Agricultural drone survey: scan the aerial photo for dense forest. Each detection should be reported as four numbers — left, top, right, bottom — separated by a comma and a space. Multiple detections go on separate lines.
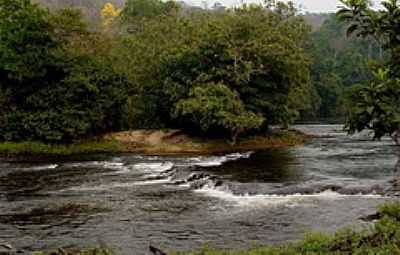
0, 0, 389, 144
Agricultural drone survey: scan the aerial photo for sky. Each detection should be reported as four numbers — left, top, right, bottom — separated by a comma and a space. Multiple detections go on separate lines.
185, 0, 382, 13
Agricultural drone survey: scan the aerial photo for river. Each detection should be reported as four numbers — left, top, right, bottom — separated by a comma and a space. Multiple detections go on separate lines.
0, 125, 398, 254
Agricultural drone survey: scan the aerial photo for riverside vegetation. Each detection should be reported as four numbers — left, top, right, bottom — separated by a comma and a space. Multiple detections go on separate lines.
0, 0, 319, 154
0, 0, 388, 155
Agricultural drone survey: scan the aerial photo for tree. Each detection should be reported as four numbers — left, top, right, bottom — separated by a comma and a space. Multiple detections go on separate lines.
0, 0, 130, 142
337, 0, 400, 144
117, 2, 313, 139
346, 68, 400, 144
173, 83, 264, 142
0, 0, 55, 82
162, 5, 313, 131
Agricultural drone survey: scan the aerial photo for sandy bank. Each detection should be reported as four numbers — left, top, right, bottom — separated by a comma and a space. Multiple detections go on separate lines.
103, 129, 311, 155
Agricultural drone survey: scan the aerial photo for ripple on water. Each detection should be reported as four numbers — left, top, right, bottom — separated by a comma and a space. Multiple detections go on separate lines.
0, 125, 398, 255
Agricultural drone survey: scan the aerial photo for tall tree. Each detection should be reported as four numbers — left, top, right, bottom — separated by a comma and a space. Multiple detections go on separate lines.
337, 0, 400, 144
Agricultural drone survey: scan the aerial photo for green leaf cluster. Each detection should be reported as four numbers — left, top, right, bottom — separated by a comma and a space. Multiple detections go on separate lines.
337, 0, 400, 143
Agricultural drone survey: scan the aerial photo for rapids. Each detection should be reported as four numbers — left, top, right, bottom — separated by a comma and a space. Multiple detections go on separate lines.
0, 125, 398, 254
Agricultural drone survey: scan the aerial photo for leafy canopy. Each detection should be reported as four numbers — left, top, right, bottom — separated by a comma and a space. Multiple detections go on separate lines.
120, 2, 313, 139
0, 0, 130, 143
337, 0, 400, 144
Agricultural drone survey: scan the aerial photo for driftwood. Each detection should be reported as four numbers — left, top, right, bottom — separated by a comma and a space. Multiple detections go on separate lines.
149, 246, 167, 255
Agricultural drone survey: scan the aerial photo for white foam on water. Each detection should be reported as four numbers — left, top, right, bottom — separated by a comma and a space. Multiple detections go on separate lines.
130, 155, 161, 161
195, 187, 383, 207
188, 151, 253, 167
130, 162, 174, 172
66, 161, 126, 170
68, 161, 108, 167
103, 162, 124, 168
29, 164, 59, 171
227, 152, 253, 159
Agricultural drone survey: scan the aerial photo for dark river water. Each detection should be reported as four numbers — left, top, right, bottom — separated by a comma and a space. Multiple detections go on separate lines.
0, 125, 399, 254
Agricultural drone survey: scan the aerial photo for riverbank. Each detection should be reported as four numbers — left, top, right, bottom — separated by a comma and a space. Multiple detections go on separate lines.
103, 129, 311, 155
0, 129, 311, 156
30, 202, 400, 255
181, 202, 400, 255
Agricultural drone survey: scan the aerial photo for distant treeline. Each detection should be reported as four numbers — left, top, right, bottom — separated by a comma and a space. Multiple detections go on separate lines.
0, 0, 380, 143
306, 13, 382, 120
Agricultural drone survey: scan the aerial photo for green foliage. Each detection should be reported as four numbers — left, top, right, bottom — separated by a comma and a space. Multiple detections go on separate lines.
306, 13, 381, 120
0, 0, 56, 81
174, 83, 264, 141
120, 3, 313, 139
379, 202, 400, 221
346, 68, 400, 141
4, 0, 384, 144
337, 0, 400, 142
0, 0, 130, 143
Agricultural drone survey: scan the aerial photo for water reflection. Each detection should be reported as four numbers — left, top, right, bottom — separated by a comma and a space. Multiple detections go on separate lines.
204, 150, 303, 183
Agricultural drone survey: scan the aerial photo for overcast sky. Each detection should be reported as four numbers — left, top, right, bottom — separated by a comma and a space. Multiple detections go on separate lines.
185, 0, 382, 13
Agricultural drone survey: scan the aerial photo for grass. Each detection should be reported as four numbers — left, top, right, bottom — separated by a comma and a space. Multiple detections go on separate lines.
0, 140, 121, 156
34, 202, 400, 255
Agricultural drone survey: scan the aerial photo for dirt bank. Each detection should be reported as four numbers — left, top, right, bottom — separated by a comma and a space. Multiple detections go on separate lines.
103, 129, 311, 155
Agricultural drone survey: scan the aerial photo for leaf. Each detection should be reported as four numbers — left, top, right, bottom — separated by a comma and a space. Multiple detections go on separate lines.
346, 23, 359, 37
